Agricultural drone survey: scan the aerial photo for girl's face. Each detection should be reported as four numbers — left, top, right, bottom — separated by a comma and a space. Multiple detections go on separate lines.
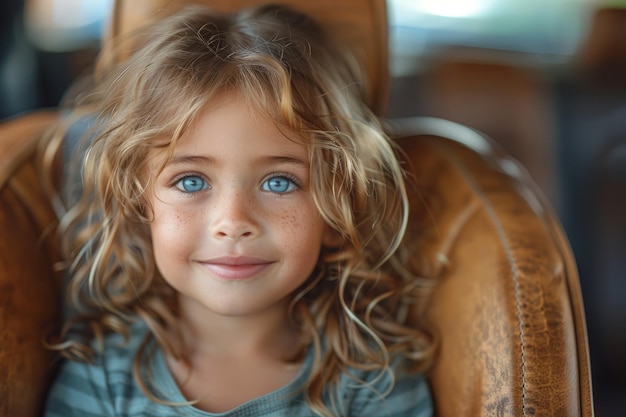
149, 93, 328, 320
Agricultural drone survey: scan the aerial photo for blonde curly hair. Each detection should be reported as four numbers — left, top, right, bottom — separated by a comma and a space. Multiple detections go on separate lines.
45, 4, 435, 416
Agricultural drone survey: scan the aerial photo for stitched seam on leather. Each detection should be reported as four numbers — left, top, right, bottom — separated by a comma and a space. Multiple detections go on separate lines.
437, 142, 529, 415
433, 201, 480, 276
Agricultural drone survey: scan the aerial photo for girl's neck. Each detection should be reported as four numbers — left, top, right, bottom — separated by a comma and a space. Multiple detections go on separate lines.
163, 297, 306, 413
172, 296, 302, 361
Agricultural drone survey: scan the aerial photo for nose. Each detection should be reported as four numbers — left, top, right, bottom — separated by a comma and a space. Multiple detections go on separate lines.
210, 189, 260, 240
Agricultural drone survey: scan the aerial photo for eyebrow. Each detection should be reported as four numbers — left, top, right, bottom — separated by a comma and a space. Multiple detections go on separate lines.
257, 155, 309, 168
167, 155, 216, 166
166, 154, 308, 168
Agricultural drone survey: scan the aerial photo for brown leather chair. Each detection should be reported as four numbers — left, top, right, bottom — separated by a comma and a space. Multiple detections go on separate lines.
0, 0, 594, 416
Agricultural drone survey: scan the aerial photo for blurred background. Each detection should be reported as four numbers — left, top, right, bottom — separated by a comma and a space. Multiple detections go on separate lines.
1, 0, 624, 414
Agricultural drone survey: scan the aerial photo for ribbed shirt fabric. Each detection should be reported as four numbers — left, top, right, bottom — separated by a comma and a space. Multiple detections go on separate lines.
45, 322, 432, 416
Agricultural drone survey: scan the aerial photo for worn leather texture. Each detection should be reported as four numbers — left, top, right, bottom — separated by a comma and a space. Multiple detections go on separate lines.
393, 118, 594, 416
0, 111, 62, 417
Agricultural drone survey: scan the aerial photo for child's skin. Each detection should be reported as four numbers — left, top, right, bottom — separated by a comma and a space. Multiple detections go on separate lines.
149, 92, 332, 412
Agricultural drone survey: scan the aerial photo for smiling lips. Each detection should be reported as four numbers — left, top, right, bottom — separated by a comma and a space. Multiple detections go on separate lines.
200, 256, 273, 280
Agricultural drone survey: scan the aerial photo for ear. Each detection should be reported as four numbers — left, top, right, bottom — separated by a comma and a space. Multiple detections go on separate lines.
322, 225, 343, 248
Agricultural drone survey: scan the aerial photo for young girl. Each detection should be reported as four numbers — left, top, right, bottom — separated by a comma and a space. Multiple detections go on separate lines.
44, 4, 435, 416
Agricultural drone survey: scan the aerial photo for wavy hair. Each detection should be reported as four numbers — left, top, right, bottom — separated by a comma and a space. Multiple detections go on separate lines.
45, 4, 435, 416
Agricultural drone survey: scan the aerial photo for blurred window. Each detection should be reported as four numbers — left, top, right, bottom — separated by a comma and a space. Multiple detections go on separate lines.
24, 0, 596, 74
389, 0, 595, 75
25, 0, 113, 52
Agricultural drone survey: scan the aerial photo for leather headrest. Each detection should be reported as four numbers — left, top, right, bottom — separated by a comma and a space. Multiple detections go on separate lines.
103, 0, 389, 114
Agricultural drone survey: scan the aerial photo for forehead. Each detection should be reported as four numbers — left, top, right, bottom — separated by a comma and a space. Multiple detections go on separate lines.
194, 93, 304, 143
151, 92, 311, 169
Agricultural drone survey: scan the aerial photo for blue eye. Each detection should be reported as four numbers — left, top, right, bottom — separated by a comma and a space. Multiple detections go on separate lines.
262, 176, 297, 194
175, 175, 209, 193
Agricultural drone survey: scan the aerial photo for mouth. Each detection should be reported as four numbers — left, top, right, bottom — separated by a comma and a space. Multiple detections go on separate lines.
198, 256, 273, 280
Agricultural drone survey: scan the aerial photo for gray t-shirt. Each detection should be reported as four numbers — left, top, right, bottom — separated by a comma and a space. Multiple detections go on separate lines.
45, 322, 432, 416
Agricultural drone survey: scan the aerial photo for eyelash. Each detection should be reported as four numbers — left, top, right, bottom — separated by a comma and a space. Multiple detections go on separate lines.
169, 172, 302, 196
261, 173, 302, 195
171, 173, 210, 196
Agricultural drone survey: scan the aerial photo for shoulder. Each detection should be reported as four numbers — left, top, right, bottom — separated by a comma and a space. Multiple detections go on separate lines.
342, 356, 433, 417
45, 321, 152, 417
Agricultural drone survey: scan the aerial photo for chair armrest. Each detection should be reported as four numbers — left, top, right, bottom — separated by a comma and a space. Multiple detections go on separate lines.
394, 117, 594, 416
0, 111, 63, 417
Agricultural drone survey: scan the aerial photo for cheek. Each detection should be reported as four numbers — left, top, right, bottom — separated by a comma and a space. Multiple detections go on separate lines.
150, 206, 199, 266
274, 206, 325, 269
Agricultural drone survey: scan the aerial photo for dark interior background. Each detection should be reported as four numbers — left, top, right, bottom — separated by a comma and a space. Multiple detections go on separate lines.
2, 0, 624, 415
